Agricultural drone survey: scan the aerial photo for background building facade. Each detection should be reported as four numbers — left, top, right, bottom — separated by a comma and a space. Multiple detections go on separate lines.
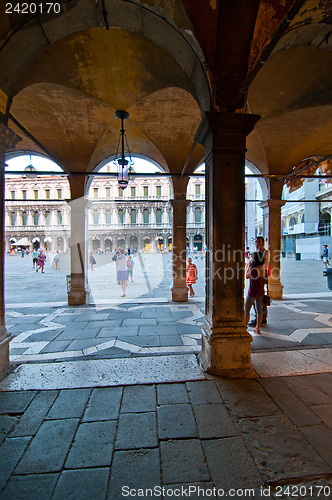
5, 172, 206, 254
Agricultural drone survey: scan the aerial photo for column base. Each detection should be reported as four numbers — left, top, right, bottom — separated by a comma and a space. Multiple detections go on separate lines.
269, 282, 284, 300
171, 285, 188, 302
0, 330, 13, 373
198, 324, 257, 379
67, 288, 90, 306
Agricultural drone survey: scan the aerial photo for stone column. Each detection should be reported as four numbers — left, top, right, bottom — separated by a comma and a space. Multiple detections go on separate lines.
196, 111, 260, 378
67, 175, 90, 305
170, 197, 189, 302
260, 198, 286, 299
0, 124, 21, 371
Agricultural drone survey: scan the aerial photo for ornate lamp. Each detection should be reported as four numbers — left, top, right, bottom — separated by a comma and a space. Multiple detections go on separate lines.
113, 110, 134, 189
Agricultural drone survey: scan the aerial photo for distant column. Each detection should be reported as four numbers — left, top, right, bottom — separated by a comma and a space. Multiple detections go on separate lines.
67, 175, 90, 305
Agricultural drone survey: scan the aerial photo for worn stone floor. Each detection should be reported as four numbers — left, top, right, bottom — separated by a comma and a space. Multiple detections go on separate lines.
1, 253, 332, 499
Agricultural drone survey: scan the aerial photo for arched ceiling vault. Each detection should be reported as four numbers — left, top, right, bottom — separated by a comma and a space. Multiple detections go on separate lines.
1, 0, 331, 184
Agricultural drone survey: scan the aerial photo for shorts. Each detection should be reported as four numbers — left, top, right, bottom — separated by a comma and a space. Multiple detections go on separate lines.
128, 269, 133, 277
117, 270, 128, 281
245, 295, 263, 316
33, 258, 38, 263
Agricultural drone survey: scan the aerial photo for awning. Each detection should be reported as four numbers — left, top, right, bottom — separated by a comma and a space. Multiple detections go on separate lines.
11, 237, 30, 246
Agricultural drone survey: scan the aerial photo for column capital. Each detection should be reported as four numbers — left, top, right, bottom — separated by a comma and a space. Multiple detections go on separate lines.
170, 198, 190, 210
195, 112, 260, 148
259, 198, 286, 212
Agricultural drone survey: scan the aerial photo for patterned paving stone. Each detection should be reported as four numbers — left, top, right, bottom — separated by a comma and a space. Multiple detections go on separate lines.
15, 419, 79, 474
108, 449, 160, 499
115, 412, 157, 450
0, 436, 30, 490
160, 439, 210, 484
309, 404, 332, 430
53, 468, 109, 500
300, 424, 332, 468
83, 387, 122, 421
121, 385, 156, 413
158, 403, 197, 439
46, 389, 91, 419
0, 473, 59, 500
203, 437, 262, 489
157, 383, 189, 405
240, 415, 330, 482
186, 380, 223, 405
10, 390, 58, 437
215, 379, 280, 417
192, 404, 239, 439
65, 421, 116, 468
280, 375, 332, 406
259, 378, 321, 426
0, 391, 36, 415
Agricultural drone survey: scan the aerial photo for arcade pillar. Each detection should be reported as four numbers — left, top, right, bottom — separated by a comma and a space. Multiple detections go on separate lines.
196, 112, 259, 378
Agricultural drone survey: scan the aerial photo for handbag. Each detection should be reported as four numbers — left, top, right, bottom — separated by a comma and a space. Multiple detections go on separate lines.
263, 283, 271, 306
263, 294, 271, 306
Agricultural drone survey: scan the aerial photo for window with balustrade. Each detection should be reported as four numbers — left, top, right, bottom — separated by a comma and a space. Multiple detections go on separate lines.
33, 212, 39, 225
118, 209, 124, 224
195, 184, 201, 198
143, 209, 149, 224
45, 212, 51, 225
93, 211, 99, 225
10, 191, 15, 200
156, 185, 161, 197
131, 186, 136, 197
57, 211, 63, 225
34, 190, 38, 200
45, 189, 50, 199
143, 186, 149, 197
106, 210, 111, 224
131, 210, 137, 224
156, 209, 162, 224
10, 213, 16, 226
22, 190, 27, 200
195, 207, 202, 223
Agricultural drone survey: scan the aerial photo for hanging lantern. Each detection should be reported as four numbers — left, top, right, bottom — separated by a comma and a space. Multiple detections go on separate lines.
113, 110, 134, 189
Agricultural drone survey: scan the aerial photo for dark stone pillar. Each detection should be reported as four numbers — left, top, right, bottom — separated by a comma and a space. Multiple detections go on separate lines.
67, 175, 90, 305
170, 198, 190, 302
0, 124, 21, 371
196, 112, 260, 378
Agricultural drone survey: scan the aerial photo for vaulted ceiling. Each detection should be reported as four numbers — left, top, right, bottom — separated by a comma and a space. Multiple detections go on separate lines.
0, 0, 331, 185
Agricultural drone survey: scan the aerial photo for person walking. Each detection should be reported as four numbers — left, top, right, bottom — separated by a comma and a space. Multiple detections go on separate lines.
127, 254, 135, 282
116, 248, 128, 297
89, 251, 96, 271
321, 245, 331, 268
53, 250, 60, 270
245, 252, 267, 335
36, 250, 46, 273
32, 248, 39, 269
245, 247, 251, 265
186, 257, 198, 297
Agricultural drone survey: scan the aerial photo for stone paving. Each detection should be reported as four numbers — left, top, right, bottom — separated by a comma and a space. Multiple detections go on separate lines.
1, 253, 332, 498
1, 377, 332, 499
